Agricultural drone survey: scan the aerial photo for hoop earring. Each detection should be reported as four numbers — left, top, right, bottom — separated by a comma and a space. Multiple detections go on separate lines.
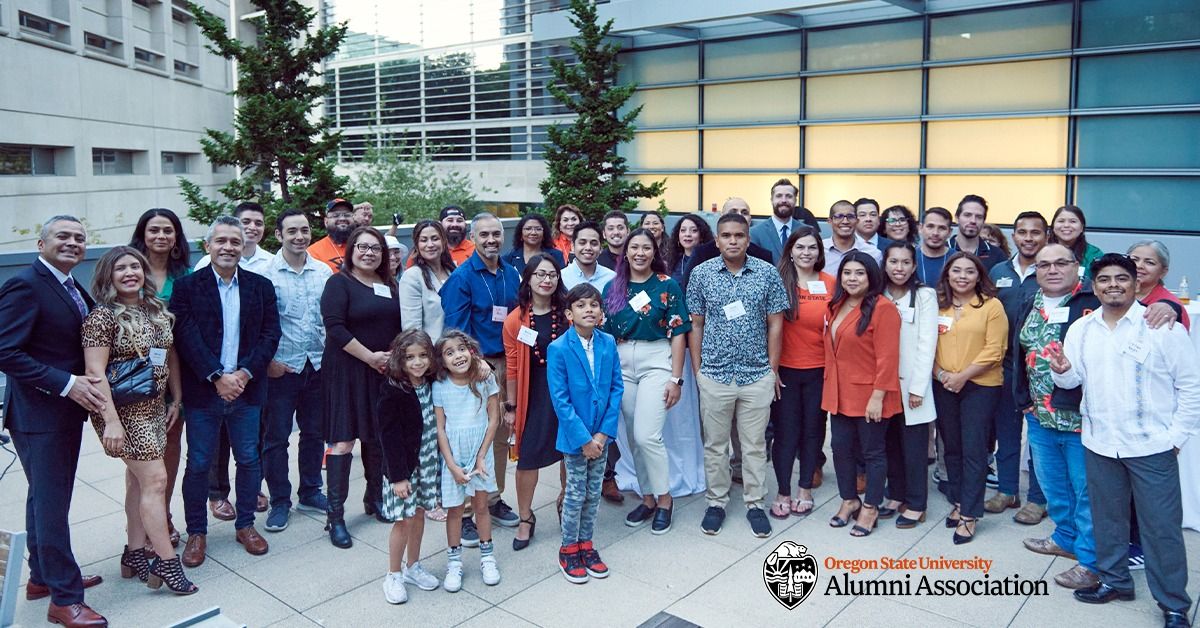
171, 245, 181, 260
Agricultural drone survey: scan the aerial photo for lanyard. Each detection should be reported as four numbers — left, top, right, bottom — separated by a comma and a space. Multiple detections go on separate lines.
477, 265, 506, 308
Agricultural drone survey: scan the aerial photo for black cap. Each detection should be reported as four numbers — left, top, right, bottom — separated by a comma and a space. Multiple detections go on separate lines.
439, 206, 465, 220
326, 198, 353, 212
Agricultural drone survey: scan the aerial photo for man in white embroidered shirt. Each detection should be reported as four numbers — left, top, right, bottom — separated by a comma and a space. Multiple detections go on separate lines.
1048, 253, 1200, 627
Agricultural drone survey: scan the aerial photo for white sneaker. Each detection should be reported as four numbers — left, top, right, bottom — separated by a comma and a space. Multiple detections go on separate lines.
443, 559, 464, 593
382, 572, 408, 604
480, 555, 501, 586
403, 561, 440, 591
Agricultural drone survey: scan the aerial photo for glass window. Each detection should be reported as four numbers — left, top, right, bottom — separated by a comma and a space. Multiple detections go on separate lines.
477, 127, 527, 161
804, 175, 919, 218
0, 144, 57, 175
1075, 176, 1200, 232
807, 20, 923, 71
624, 87, 698, 127
704, 128, 799, 170
161, 152, 191, 174
531, 43, 574, 116
622, 131, 698, 170
930, 2, 1072, 61
476, 43, 528, 119
379, 57, 421, 125
424, 51, 472, 122
629, 175, 698, 212
426, 129, 471, 161
619, 45, 698, 85
805, 70, 921, 120
1077, 50, 1200, 108
702, 174, 797, 216
926, 175, 1066, 224
336, 64, 377, 128
703, 33, 801, 80
928, 59, 1069, 114
92, 148, 135, 175
1080, 0, 1200, 47
805, 123, 920, 169
927, 118, 1068, 169
1076, 114, 1200, 169
704, 80, 800, 125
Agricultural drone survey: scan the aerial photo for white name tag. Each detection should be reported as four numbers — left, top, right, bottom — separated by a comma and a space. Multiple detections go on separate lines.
628, 290, 651, 312
937, 315, 954, 334
806, 281, 827, 295
898, 307, 915, 323
1078, 266, 1086, 277
1047, 307, 1070, 324
1124, 340, 1150, 364
995, 277, 1014, 288
372, 283, 390, 299
517, 326, 538, 347
149, 347, 168, 367
492, 306, 509, 323
723, 300, 747, 320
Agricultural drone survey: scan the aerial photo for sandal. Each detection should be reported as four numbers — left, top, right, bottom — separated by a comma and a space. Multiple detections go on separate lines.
770, 496, 791, 520
945, 504, 961, 529
850, 504, 878, 538
791, 497, 815, 517
829, 500, 861, 528
953, 516, 977, 545
425, 507, 448, 522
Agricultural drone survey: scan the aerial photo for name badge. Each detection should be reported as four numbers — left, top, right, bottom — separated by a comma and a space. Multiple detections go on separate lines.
372, 283, 390, 299
806, 281, 827, 295
149, 347, 168, 367
1047, 307, 1070, 324
492, 306, 509, 323
937, 315, 954, 334
1077, 266, 1086, 277
517, 326, 538, 347
628, 290, 651, 312
898, 307, 915, 323
723, 300, 747, 320
995, 277, 1013, 289
1124, 340, 1150, 364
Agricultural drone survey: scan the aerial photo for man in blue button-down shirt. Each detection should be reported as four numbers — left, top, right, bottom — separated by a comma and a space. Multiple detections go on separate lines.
440, 212, 520, 529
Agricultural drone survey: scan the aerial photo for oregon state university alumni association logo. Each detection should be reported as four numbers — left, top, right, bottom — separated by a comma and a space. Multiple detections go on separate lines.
763, 541, 818, 609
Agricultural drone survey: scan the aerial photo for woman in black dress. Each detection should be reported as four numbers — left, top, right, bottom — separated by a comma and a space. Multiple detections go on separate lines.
322, 226, 402, 548
501, 253, 568, 551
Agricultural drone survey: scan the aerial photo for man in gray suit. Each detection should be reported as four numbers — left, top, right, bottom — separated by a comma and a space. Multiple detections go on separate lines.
749, 178, 820, 261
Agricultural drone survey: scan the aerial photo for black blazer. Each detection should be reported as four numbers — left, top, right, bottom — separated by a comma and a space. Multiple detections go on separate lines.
1010, 286, 1099, 414
170, 268, 281, 409
376, 381, 423, 484
0, 261, 95, 433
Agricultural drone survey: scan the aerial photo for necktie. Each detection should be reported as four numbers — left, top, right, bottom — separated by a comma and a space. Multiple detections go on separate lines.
64, 277, 88, 319
780, 224, 789, 244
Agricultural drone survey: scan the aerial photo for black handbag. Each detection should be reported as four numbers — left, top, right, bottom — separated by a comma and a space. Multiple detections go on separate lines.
107, 355, 157, 407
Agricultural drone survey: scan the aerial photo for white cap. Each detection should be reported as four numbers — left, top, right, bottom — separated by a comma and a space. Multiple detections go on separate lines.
384, 235, 402, 250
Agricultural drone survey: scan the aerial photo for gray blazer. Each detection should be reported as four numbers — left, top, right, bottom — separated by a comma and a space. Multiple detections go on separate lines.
749, 211, 821, 262
399, 264, 446, 340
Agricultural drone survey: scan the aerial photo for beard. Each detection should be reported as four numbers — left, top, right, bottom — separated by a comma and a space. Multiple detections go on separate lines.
329, 224, 354, 245
446, 229, 465, 247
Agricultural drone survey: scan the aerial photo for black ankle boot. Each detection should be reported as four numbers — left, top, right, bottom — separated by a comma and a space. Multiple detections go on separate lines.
325, 453, 353, 549
120, 545, 150, 582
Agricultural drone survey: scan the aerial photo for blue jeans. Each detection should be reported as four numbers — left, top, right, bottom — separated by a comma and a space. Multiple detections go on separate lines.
993, 377, 1045, 503
183, 399, 263, 533
263, 363, 325, 508
1026, 415, 1095, 570
561, 452, 605, 547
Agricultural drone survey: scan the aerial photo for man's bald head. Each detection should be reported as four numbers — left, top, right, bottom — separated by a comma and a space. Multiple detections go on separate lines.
722, 197, 751, 217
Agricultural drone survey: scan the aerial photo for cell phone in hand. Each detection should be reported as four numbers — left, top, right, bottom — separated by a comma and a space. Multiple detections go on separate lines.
392, 213, 402, 226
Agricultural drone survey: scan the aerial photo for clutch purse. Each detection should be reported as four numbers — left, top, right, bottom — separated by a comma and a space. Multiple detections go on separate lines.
107, 356, 157, 407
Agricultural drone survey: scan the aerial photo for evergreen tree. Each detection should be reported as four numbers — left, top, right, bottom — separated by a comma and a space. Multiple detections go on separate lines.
539, 0, 665, 221
179, 0, 349, 247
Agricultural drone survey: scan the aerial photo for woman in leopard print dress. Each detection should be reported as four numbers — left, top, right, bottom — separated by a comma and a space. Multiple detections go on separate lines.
82, 246, 196, 594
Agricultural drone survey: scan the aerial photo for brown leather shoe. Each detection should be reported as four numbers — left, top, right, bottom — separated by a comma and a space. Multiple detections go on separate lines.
1024, 536, 1077, 559
46, 602, 107, 627
256, 492, 269, 513
182, 534, 207, 567
236, 526, 269, 555
1054, 564, 1100, 590
1013, 501, 1048, 525
601, 478, 624, 504
811, 467, 823, 489
209, 498, 236, 521
855, 473, 866, 494
26, 574, 103, 601
984, 492, 1020, 513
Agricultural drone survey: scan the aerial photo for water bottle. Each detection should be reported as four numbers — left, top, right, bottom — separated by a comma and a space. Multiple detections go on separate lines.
1180, 276, 1190, 305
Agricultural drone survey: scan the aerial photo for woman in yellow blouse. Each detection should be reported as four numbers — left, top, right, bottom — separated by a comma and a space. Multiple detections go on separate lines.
932, 252, 1007, 545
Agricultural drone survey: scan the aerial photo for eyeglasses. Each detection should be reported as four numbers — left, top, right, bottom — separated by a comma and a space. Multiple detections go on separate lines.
522, 226, 544, 233
328, 211, 352, 219
884, 216, 907, 224
354, 243, 383, 254
531, 271, 559, 281
1034, 259, 1077, 271
831, 213, 856, 222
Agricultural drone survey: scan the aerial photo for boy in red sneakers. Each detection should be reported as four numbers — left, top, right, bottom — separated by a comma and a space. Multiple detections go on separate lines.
546, 284, 624, 583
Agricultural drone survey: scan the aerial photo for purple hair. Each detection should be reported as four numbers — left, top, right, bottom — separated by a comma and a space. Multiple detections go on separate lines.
604, 228, 667, 315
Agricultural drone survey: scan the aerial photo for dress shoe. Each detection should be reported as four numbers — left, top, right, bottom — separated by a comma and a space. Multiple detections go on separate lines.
1073, 583, 1135, 604
27, 575, 103, 600
984, 492, 1019, 513
601, 478, 624, 504
256, 492, 269, 513
1164, 610, 1191, 628
182, 534, 207, 568
1054, 564, 1100, 590
1023, 537, 1077, 560
1013, 501, 1047, 525
236, 526, 269, 555
811, 467, 823, 489
209, 498, 236, 521
47, 602, 107, 627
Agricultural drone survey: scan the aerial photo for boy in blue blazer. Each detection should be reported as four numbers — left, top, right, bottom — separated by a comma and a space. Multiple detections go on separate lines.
547, 283, 623, 584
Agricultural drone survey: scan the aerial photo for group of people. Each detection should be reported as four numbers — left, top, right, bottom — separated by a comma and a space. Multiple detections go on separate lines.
1, 179, 1196, 628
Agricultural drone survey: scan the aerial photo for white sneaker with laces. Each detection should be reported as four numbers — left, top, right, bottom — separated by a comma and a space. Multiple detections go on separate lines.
382, 572, 408, 604
480, 555, 501, 586
403, 561, 440, 591
443, 559, 464, 592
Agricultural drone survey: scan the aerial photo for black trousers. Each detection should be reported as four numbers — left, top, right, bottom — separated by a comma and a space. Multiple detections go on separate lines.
11, 424, 85, 605
830, 414, 889, 507
769, 366, 824, 494
885, 416, 931, 511
932, 381, 998, 518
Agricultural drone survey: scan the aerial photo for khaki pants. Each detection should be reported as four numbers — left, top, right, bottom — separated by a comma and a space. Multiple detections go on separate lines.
697, 371, 775, 509
617, 340, 673, 497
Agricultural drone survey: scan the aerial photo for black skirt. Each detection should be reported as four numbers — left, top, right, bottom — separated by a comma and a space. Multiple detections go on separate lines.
517, 361, 562, 470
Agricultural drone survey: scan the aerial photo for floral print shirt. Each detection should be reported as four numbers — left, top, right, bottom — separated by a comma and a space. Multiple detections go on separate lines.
603, 273, 691, 341
1019, 287, 1083, 432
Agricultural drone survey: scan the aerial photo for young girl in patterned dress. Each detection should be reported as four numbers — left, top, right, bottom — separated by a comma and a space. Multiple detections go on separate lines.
376, 330, 442, 604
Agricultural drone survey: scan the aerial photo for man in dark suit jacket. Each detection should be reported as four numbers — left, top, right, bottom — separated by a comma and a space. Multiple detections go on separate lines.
170, 216, 281, 567
0, 216, 108, 627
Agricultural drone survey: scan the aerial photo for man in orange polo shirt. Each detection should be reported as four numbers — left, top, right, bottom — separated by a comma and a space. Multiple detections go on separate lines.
308, 198, 356, 272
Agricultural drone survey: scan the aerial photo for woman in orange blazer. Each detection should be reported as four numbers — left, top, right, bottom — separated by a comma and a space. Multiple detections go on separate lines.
822, 251, 902, 538
502, 253, 569, 552
552, 204, 582, 262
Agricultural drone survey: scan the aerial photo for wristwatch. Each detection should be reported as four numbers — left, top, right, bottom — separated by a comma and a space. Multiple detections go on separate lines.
669, 376, 684, 386
207, 370, 223, 383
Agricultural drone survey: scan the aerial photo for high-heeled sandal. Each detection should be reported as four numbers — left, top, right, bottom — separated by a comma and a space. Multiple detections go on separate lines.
945, 505, 961, 529
512, 513, 537, 551
953, 516, 977, 545
850, 504, 878, 537
120, 545, 150, 582
147, 556, 199, 595
829, 500, 862, 528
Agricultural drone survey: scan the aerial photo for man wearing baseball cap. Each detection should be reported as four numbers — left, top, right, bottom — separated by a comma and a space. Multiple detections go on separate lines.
308, 198, 356, 272
440, 205, 476, 266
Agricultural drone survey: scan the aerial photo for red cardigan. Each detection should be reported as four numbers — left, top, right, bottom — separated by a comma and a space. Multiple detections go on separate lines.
821, 295, 903, 418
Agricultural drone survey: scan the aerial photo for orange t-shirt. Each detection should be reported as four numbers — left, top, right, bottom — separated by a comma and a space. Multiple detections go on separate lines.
308, 236, 345, 273
780, 272, 836, 370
